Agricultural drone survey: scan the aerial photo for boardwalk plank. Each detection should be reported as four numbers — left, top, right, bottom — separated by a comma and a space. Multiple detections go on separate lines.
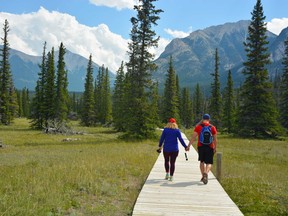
132, 133, 243, 216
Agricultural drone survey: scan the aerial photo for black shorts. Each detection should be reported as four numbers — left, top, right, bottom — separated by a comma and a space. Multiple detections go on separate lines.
198, 145, 214, 164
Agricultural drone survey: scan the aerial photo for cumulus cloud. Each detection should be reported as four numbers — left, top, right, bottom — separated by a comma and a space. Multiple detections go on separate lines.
89, 0, 137, 10
164, 27, 192, 38
0, 7, 129, 72
267, 18, 288, 35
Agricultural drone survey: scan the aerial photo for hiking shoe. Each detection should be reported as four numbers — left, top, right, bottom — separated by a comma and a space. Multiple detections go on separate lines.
203, 173, 208, 184
169, 176, 173, 181
165, 173, 170, 180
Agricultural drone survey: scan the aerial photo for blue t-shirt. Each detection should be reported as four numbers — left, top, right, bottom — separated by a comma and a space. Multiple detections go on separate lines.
159, 128, 187, 152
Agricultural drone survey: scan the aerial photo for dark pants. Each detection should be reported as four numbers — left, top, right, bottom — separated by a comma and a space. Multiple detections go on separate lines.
163, 151, 179, 176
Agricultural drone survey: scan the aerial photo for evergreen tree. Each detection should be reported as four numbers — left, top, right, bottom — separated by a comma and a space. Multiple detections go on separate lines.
0, 19, 17, 125
238, 0, 280, 137
192, 83, 205, 124
222, 70, 236, 133
43, 48, 56, 125
180, 87, 193, 128
94, 66, 102, 123
55, 42, 69, 122
102, 67, 112, 124
150, 81, 161, 127
272, 70, 282, 111
279, 37, 288, 130
30, 42, 47, 129
162, 56, 180, 123
81, 54, 95, 126
112, 61, 126, 131
94, 65, 104, 124
124, 0, 162, 139
16, 90, 23, 117
209, 48, 222, 127
22, 88, 30, 117
176, 75, 181, 124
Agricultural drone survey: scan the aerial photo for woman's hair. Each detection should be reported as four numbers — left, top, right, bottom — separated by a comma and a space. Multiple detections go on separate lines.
165, 122, 178, 129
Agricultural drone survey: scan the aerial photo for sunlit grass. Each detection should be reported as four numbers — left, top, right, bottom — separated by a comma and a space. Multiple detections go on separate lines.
1, 121, 287, 215
215, 135, 288, 215
0, 118, 158, 215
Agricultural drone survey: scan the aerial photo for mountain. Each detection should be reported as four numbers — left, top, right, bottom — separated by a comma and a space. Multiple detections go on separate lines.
7, 48, 116, 92
153, 20, 288, 92
4, 20, 288, 92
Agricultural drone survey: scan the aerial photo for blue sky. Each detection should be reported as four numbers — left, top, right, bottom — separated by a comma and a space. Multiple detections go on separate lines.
0, 0, 288, 71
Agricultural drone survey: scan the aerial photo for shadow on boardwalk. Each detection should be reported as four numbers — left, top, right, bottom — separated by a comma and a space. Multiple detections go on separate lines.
132, 134, 243, 216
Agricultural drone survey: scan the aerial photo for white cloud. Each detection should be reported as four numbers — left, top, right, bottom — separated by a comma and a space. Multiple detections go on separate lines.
267, 18, 288, 35
0, 7, 129, 72
89, 0, 138, 10
164, 27, 192, 38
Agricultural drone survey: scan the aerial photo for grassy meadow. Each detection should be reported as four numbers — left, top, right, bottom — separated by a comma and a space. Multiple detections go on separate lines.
0, 118, 158, 215
0, 119, 287, 215
215, 135, 288, 215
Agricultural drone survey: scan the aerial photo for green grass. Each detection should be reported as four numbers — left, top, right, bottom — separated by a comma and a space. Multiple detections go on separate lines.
1, 120, 287, 215
0, 118, 158, 215
214, 135, 288, 216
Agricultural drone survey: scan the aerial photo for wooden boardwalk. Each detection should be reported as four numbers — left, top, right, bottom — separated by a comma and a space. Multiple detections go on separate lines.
132, 133, 243, 216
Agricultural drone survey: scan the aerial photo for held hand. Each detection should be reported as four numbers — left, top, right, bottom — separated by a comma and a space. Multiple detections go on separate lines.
185, 146, 190, 151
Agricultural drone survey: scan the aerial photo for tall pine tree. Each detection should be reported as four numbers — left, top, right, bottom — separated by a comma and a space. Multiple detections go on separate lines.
162, 56, 180, 123
112, 61, 126, 131
0, 19, 17, 125
102, 67, 112, 124
81, 54, 95, 126
222, 70, 235, 133
238, 0, 280, 138
124, 0, 162, 139
44, 48, 56, 126
209, 48, 222, 127
180, 87, 193, 128
30, 42, 47, 129
279, 37, 288, 131
55, 42, 69, 122
193, 83, 205, 124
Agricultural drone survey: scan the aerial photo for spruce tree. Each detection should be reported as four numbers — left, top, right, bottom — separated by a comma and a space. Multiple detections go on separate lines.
280, 37, 288, 130
209, 48, 222, 127
162, 56, 180, 123
272, 70, 282, 111
124, 0, 162, 139
0, 19, 17, 125
102, 67, 112, 124
112, 62, 126, 131
22, 88, 30, 117
81, 54, 95, 126
180, 87, 193, 128
44, 48, 56, 125
222, 70, 235, 133
150, 81, 161, 127
55, 42, 69, 122
16, 90, 23, 117
193, 83, 204, 124
238, 0, 280, 138
30, 42, 47, 129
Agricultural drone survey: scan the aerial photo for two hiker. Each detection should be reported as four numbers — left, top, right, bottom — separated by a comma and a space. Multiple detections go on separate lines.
158, 114, 217, 184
